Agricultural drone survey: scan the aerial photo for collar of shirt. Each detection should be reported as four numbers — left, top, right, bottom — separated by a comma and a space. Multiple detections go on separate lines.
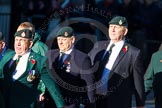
106, 40, 125, 51
59, 46, 73, 55
13, 50, 31, 60
105, 40, 125, 70
12, 51, 31, 80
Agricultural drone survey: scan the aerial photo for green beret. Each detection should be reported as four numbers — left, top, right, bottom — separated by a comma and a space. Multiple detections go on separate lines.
109, 16, 128, 28
0, 32, 4, 41
14, 29, 32, 39
56, 26, 74, 37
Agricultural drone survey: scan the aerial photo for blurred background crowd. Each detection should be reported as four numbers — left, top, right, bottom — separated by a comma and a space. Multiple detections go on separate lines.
0, 0, 162, 70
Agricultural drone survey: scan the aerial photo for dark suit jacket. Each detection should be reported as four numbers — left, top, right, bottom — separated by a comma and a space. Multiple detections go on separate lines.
88, 41, 145, 108
0, 50, 65, 108
46, 48, 95, 107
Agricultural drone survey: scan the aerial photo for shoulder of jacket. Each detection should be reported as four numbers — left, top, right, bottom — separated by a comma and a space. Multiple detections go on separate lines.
152, 50, 162, 57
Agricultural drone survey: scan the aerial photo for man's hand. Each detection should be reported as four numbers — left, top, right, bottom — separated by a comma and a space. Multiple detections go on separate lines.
39, 93, 45, 102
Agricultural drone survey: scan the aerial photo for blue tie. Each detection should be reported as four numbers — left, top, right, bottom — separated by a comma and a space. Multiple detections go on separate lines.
58, 52, 66, 67
96, 44, 115, 95
0, 54, 2, 61
96, 68, 110, 95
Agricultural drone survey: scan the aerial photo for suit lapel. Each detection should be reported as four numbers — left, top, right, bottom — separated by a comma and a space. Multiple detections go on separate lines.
99, 41, 109, 61
111, 43, 128, 71
52, 50, 59, 65
94, 42, 109, 80
26, 53, 36, 72
18, 52, 36, 80
103, 41, 109, 50
64, 50, 73, 63
54, 52, 60, 67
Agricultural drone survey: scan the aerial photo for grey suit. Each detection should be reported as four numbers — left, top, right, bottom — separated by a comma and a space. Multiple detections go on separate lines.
46, 48, 95, 108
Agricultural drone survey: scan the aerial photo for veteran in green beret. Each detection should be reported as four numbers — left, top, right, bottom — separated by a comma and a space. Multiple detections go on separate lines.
16, 22, 48, 56
46, 26, 95, 108
16, 22, 49, 108
89, 16, 145, 108
0, 29, 65, 108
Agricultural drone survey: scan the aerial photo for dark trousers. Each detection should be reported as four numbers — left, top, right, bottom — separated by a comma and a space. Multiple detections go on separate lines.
95, 94, 108, 108
0, 91, 5, 108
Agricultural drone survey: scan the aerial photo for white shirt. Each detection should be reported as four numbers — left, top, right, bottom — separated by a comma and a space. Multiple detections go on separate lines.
105, 40, 125, 70
12, 51, 31, 80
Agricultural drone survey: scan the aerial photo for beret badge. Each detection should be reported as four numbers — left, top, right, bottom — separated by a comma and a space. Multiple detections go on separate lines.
21, 32, 26, 37
14, 29, 32, 39
119, 20, 123, 25
64, 32, 68, 37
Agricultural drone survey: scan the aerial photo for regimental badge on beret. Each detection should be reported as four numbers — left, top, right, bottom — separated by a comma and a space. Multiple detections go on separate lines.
21, 32, 26, 37
108, 16, 128, 28
14, 29, 32, 39
119, 20, 123, 25
56, 26, 74, 37
64, 32, 68, 37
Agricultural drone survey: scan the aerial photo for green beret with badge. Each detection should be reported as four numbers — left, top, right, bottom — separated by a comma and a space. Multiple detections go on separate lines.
14, 29, 33, 39
56, 26, 74, 37
109, 16, 128, 28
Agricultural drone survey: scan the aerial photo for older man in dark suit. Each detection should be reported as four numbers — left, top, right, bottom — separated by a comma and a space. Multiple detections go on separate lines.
88, 16, 145, 108
46, 26, 95, 108
0, 29, 65, 108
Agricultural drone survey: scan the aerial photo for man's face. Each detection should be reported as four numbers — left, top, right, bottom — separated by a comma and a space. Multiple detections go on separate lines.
14, 37, 33, 55
108, 24, 128, 43
0, 41, 5, 53
57, 36, 75, 52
